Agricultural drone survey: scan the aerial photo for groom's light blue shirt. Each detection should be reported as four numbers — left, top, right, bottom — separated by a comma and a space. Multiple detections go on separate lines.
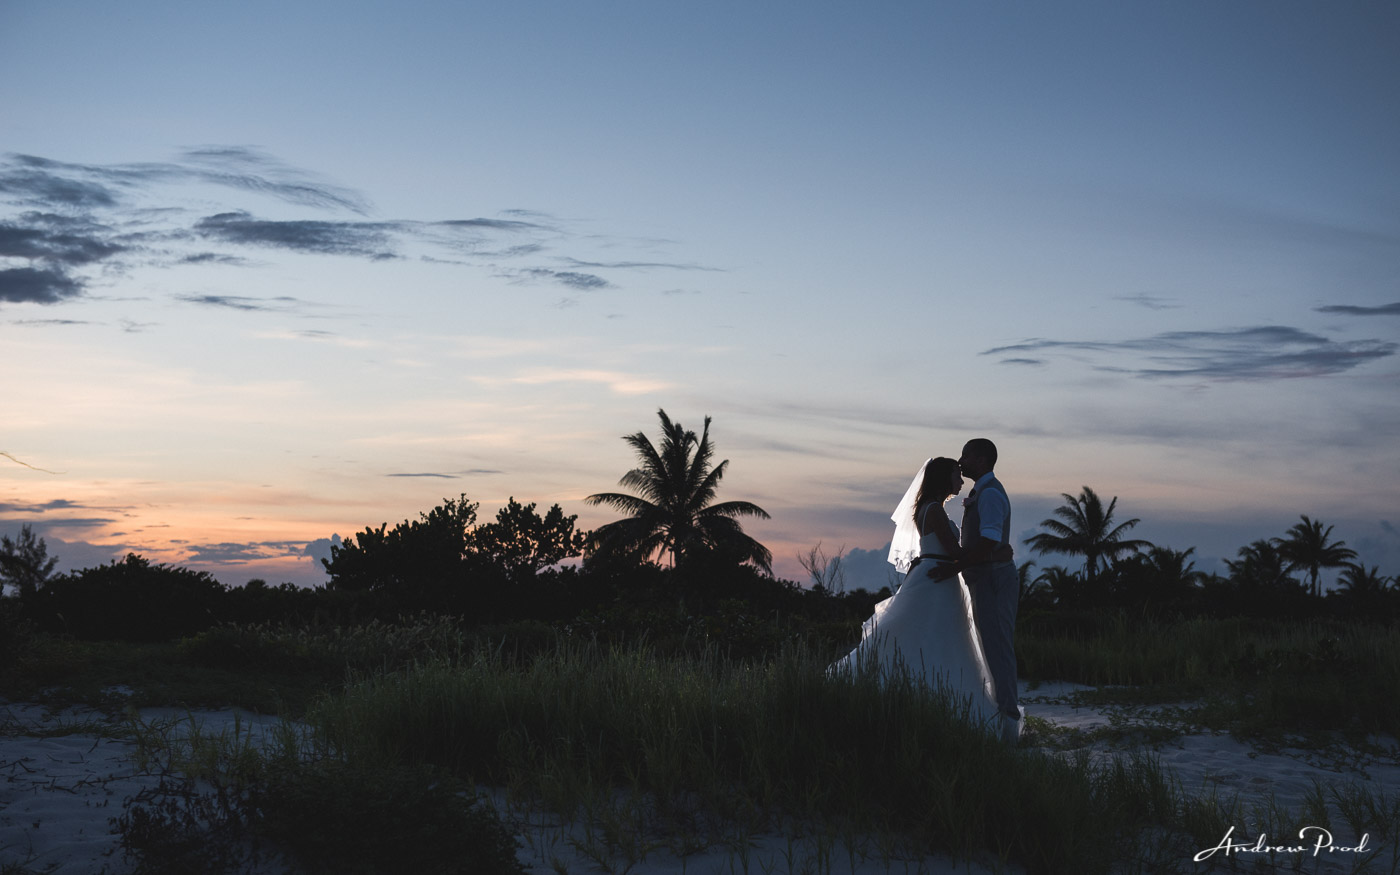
971, 471, 1009, 543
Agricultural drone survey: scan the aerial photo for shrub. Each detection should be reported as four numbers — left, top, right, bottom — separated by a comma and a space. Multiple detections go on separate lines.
31, 554, 227, 642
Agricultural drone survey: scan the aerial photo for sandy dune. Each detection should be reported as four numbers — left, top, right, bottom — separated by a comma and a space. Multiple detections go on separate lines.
3, 683, 1396, 873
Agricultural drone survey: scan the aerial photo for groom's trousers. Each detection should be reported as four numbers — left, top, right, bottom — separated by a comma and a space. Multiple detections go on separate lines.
967, 560, 1020, 719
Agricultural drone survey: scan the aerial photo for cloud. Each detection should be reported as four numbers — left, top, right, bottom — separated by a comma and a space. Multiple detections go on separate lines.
0, 220, 125, 265
559, 257, 722, 272
11, 318, 92, 326
0, 499, 83, 513
0, 166, 119, 209
6, 516, 118, 529
518, 268, 611, 290
983, 325, 1397, 381
0, 267, 85, 304
183, 537, 327, 565
178, 252, 249, 266
194, 211, 398, 259
303, 535, 341, 569
1115, 294, 1180, 310
175, 293, 302, 312
4, 149, 370, 214
436, 218, 546, 232
1, 149, 697, 313
183, 542, 275, 563
387, 472, 459, 478
1316, 301, 1400, 317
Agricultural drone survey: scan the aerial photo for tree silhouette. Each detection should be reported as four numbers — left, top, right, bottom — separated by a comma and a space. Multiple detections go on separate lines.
1335, 563, 1393, 596
470, 497, 588, 582
1275, 515, 1356, 598
1116, 545, 1207, 599
1225, 539, 1304, 595
585, 409, 772, 573
0, 524, 58, 600
1026, 565, 1085, 607
1025, 486, 1152, 584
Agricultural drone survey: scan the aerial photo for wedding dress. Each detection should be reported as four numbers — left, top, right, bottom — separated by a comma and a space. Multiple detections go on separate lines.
831, 504, 1001, 729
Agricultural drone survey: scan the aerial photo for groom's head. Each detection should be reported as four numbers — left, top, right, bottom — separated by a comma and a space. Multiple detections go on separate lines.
959, 439, 997, 481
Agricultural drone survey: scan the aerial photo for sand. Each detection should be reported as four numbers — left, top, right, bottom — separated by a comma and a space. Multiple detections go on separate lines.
3, 683, 1396, 874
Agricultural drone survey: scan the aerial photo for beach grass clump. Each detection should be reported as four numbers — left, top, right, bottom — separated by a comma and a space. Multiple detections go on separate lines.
305, 637, 1213, 874
119, 710, 525, 875
1019, 614, 1400, 740
177, 612, 474, 676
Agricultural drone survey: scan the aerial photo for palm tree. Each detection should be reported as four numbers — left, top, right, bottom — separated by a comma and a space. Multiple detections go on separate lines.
1335, 563, 1393, 596
585, 409, 772, 573
1115, 545, 1206, 601
1274, 515, 1357, 598
1028, 565, 1085, 607
1025, 486, 1152, 584
1225, 539, 1303, 594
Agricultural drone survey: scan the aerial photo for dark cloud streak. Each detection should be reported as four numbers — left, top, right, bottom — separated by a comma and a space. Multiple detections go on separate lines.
519, 268, 610, 290
985, 326, 1396, 381
0, 267, 84, 304
559, 257, 721, 272
1, 149, 694, 314
1316, 302, 1400, 317
175, 293, 303, 312
194, 211, 398, 259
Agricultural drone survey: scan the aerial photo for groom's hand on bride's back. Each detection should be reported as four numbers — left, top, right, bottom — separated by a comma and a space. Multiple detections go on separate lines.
928, 565, 957, 581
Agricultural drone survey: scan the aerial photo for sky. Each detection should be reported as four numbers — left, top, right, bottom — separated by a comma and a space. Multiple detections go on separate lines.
2, 0, 1398, 593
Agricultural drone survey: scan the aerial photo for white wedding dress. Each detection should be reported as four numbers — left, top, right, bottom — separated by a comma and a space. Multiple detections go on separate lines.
831, 505, 1000, 729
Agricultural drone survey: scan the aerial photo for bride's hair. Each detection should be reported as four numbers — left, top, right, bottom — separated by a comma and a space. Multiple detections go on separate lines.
914, 457, 960, 521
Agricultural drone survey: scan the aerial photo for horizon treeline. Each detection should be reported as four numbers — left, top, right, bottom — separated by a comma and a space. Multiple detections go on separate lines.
1, 489, 1396, 648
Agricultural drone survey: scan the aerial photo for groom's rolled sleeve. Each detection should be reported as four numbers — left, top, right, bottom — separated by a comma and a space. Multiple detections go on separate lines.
978, 489, 1009, 543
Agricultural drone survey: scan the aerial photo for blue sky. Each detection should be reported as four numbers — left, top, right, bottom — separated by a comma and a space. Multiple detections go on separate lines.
3, 0, 1397, 590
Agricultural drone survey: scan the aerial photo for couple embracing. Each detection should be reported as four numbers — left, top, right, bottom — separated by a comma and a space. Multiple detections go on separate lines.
835, 439, 1024, 745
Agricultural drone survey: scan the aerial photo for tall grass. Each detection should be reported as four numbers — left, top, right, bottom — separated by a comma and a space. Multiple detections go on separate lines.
1019, 614, 1400, 739
305, 637, 1221, 874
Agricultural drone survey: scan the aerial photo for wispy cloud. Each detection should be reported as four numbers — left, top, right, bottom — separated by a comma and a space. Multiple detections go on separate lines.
559, 257, 722, 272
1316, 301, 1400, 317
194, 211, 399, 259
1115, 294, 1180, 310
176, 293, 305, 312
517, 268, 611, 290
387, 472, 458, 479
178, 252, 250, 266
11, 317, 93, 326
3, 149, 369, 213
1, 148, 679, 313
983, 326, 1397, 381
0, 498, 83, 513
182, 539, 313, 564
1, 217, 125, 265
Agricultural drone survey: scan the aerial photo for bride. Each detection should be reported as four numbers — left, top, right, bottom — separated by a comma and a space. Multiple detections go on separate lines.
831, 457, 1000, 729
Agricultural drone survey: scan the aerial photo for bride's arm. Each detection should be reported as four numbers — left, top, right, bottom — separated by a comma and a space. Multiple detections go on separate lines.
924, 503, 964, 558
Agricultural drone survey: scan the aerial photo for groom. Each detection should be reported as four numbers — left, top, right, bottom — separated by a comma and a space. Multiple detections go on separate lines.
933, 438, 1022, 744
